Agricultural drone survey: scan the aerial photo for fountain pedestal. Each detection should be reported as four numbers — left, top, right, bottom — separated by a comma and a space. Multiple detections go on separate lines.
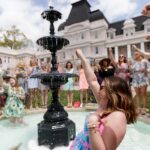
38, 119, 75, 149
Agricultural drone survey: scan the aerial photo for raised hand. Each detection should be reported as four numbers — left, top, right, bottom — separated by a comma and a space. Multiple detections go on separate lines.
132, 45, 137, 51
142, 4, 150, 16
108, 47, 112, 53
146, 35, 150, 40
76, 49, 84, 59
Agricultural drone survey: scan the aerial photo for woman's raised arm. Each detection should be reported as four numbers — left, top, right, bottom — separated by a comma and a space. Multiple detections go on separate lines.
76, 49, 100, 102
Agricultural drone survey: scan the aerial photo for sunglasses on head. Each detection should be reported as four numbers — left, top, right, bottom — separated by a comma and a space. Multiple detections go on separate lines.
119, 55, 124, 58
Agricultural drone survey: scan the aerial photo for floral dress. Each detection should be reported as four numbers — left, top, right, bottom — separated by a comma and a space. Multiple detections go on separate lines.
3, 86, 25, 118
131, 60, 149, 87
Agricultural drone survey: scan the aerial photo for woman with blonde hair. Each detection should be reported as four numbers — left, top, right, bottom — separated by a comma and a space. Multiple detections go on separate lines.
130, 46, 150, 114
70, 49, 137, 150
27, 57, 39, 109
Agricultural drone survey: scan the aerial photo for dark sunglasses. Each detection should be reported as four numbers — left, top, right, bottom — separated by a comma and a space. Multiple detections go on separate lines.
119, 55, 124, 58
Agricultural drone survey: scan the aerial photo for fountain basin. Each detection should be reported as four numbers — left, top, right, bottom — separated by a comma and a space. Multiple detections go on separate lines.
37, 36, 69, 51
0, 111, 150, 150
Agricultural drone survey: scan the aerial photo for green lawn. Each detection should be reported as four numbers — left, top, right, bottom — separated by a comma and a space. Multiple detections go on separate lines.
35, 90, 150, 113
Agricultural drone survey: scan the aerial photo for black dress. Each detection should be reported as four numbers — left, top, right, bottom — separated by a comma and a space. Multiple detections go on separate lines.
99, 66, 115, 80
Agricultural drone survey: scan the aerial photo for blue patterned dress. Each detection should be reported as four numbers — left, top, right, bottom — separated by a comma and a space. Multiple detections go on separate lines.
63, 68, 74, 91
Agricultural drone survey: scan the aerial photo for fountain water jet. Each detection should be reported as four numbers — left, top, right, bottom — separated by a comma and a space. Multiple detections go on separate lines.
31, 5, 77, 150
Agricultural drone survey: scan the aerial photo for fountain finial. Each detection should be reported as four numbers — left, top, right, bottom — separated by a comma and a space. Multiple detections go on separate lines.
48, 0, 54, 10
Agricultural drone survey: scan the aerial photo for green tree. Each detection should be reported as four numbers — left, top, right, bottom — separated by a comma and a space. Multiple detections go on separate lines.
0, 25, 32, 50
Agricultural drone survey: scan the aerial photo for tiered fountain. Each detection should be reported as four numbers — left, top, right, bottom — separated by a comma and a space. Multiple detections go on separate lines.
31, 5, 77, 150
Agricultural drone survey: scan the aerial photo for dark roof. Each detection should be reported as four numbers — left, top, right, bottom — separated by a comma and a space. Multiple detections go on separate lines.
58, 0, 150, 34
58, 22, 66, 31
65, 0, 91, 26
58, 0, 108, 31
89, 10, 109, 24
109, 15, 149, 35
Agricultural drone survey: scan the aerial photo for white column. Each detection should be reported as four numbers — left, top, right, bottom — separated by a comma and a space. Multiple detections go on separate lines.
127, 44, 131, 58
140, 42, 145, 52
115, 46, 119, 61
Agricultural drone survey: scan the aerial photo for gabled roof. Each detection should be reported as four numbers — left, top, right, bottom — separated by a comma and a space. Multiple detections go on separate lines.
89, 10, 109, 24
58, 0, 108, 31
109, 16, 149, 35
65, 0, 91, 26
58, 0, 150, 34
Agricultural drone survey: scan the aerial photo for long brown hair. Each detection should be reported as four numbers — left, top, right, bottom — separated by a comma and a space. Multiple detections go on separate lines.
103, 77, 137, 124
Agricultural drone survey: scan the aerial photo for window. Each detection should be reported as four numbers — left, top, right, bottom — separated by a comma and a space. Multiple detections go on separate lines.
95, 31, 98, 39
131, 32, 133, 36
110, 33, 114, 39
147, 27, 150, 32
81, 33, 84, 39
147, 42, 150, 49
95, 47, 99, 54
63, 52, 65, 59
4, 57, 6, 63
126, 33, 128, 36
82, 47, 86, 54
107, 32, 109, 38
40, 58, 44, 62
8, 57, 10, 63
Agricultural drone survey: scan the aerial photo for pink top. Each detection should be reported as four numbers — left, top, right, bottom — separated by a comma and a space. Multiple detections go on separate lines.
99, 121, 105, 135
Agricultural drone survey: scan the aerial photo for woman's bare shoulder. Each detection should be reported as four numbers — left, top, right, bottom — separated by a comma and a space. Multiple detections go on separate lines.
107, 111, 127, 123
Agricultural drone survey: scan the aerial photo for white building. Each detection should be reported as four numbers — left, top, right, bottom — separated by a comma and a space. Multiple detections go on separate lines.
57, 0, 150, 72
1, 0, 150, 74
0, 46, 51, 74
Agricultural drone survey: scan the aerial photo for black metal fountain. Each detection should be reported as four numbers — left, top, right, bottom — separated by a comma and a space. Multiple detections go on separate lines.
31, 4, 77, 150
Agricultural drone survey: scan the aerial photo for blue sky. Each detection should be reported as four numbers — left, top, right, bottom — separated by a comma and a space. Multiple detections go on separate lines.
0, 0, 150, 42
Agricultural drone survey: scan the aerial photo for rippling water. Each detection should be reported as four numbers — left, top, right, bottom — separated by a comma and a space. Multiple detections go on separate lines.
0, 111, 150, 150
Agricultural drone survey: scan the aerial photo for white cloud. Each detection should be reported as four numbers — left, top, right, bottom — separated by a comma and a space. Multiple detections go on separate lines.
95, 0, 138, 22
0, 0, 49, 42
0, 0, 138, 43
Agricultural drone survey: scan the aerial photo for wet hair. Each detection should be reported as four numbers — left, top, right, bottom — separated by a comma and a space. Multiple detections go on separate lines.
103, 76, 137, 124
65, 61, 73, 69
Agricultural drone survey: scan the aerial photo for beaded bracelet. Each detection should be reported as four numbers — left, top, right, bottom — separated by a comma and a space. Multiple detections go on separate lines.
88, 122, 100, 133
